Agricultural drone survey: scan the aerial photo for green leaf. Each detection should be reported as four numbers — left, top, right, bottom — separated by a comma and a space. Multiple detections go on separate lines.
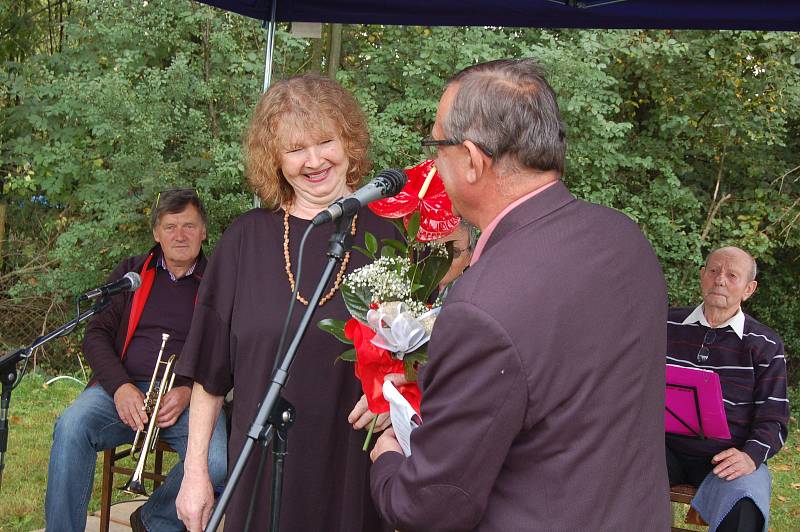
364, 231, 378, 256
403, 350, 428, 382
389, 219, 408, 241
411, 253, 452, 302
381, 238, 407, 253
338, 348, 357, 362
341, 283, 372, 322
406, 210, 421, 242
317, 318, 353, 344
352, 245, 375, 260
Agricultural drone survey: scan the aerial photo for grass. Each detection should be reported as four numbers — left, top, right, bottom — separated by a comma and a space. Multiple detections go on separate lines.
0, 373, 173, 531
0, 373, 798, 531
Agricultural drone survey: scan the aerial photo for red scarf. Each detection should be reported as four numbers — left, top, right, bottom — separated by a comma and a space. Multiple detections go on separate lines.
120, 252, 157, 359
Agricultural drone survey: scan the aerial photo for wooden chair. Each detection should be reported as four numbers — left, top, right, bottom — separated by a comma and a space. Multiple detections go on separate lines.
98, 440, 177, 532
670, 484, 708, 531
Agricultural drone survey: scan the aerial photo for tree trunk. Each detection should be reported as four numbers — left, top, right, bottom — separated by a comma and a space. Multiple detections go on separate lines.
327, 24, 342, 80
203, 18, 219, 137
0, 201, 6, 269
310, 36, 323, 74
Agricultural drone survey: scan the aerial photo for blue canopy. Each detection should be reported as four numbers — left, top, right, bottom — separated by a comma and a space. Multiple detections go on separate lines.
196, 1, 800, 31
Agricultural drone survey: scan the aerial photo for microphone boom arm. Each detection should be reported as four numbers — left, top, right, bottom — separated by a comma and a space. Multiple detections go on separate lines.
0, 297, 112, 490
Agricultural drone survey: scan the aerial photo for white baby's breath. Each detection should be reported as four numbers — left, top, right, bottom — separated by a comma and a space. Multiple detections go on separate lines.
344, 256, 429, 317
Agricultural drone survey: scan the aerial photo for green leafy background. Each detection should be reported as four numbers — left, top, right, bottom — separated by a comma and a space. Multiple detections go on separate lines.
1, 2, 798, 391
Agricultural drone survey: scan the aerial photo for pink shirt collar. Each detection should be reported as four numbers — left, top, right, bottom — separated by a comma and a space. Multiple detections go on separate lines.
470, 180, 558, 266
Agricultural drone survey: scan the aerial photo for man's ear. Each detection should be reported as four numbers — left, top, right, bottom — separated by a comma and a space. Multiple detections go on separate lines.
742, 280, 757, 302
463, 140, 489, 185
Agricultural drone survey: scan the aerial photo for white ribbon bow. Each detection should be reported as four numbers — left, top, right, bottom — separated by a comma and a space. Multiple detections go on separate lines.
367, 302, 440, 359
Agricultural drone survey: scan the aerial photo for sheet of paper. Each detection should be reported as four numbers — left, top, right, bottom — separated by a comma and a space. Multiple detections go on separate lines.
382, 381, 420, 457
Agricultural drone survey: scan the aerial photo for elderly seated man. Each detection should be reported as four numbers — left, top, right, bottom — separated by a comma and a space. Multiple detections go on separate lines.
666, 246, 789, 532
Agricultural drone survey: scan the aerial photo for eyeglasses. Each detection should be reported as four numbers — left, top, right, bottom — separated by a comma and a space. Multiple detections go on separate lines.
450, 244, 471, 259
421, 137, 494, 159
696, 329, 716, 363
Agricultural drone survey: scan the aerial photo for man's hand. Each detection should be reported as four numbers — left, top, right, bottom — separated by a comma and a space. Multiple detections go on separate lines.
176, 471, 215, 532
712, 447, 757, 481
114, 383, 147, 431
370, 427, 403, 462
348, 394, 391, 432
157, 385, 192, 428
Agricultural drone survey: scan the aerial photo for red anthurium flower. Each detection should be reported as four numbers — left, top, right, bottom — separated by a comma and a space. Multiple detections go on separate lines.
369, 159, 460, 242
344, 318, 421, 415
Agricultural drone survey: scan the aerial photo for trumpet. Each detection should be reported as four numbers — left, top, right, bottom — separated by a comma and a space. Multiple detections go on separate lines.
121, 333, 177, 496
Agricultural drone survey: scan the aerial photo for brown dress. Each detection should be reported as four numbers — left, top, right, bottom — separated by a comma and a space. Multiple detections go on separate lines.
177, 208, 394, 532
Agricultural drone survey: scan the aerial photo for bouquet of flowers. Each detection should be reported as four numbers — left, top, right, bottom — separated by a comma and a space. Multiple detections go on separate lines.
318, 160, 461, 447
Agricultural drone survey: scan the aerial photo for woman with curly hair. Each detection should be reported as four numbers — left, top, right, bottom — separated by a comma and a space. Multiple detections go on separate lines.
175, 75, 394, 531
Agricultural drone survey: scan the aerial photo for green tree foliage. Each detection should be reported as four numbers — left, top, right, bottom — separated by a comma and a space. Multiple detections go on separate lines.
338, 27, 800, 382
1, 3, 798, 382
0, 1, 265, 357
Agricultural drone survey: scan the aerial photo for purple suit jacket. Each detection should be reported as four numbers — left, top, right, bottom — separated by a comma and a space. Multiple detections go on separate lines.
371, 181, 671, 531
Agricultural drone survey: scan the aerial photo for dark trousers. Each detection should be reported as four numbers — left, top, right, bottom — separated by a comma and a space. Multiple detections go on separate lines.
666, 446, 764, 532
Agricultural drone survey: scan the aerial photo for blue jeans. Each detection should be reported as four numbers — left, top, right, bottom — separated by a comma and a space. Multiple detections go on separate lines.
44, 382, 227, 532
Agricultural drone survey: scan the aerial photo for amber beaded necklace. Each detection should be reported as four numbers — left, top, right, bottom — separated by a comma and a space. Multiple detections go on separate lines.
283, 205, 357, 306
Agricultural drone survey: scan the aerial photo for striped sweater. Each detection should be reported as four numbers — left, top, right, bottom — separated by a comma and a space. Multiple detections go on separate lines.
666, 306, 789, 466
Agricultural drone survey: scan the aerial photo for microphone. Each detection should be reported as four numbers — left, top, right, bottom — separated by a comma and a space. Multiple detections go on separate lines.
311, 169, 408, 226
79, 272, 142, 301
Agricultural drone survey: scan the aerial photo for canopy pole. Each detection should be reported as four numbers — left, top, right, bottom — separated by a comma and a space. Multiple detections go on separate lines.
254, 0, 278, 209
262, 0, 278, 91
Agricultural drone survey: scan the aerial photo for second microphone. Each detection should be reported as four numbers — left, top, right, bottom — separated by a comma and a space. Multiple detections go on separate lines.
311, 169, 407, 226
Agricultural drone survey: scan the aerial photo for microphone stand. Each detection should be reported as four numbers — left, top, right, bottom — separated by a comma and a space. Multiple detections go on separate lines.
0, 296, 111, 490
206, 213, 356, 532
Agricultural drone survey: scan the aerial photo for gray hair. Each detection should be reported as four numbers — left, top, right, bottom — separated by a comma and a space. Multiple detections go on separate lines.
151, 188, 207, 230
443, 58, 566, 176
460, 219, 480, 251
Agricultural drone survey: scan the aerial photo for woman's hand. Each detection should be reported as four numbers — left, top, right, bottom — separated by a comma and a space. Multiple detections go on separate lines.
348, 394, 391, 432
177, 383, 225, 531
347, 373, 412, 432
176, 470, 215, 532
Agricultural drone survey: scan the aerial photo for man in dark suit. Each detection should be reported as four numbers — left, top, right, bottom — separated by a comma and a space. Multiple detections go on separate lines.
369, 58, 671, 531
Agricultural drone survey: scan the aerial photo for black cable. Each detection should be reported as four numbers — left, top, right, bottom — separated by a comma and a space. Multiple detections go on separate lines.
273, 221, 315, 373
243, 439, 270, 532
245, 220, 314, 530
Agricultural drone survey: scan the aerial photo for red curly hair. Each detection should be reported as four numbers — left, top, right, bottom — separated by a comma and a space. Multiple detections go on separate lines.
244, 75, 372, 208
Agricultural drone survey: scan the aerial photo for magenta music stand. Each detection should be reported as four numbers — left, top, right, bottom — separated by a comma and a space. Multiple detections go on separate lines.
665, 364, 731, 440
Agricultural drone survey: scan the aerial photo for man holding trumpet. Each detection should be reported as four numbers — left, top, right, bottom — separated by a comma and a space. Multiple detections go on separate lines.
44, 189, 227, 532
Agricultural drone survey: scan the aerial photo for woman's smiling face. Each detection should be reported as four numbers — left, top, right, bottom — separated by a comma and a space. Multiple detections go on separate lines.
279, 124, 351, 213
